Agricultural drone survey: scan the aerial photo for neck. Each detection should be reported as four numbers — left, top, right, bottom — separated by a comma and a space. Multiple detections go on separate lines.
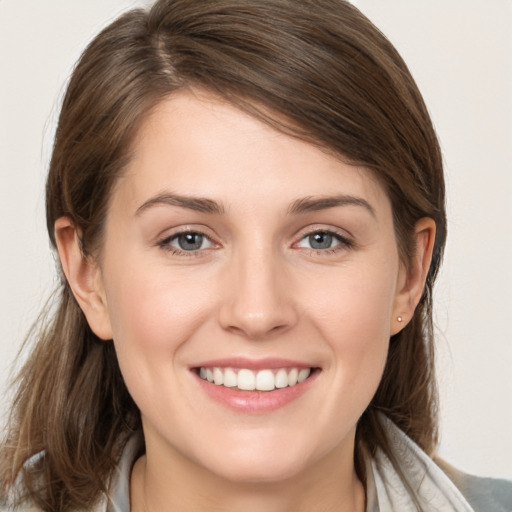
130, 436, 366, 512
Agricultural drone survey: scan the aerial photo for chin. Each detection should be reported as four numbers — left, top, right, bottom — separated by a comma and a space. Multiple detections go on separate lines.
195, 436, 318, 484
209, 456, 308, 485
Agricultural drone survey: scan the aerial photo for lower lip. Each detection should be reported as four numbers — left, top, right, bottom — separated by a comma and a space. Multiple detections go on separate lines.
193, 370, 319, 413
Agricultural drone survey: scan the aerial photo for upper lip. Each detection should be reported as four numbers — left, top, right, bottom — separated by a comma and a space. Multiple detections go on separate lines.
191, 357, 316, 371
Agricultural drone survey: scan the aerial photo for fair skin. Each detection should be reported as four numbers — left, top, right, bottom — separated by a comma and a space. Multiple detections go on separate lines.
55, 90, 435, 512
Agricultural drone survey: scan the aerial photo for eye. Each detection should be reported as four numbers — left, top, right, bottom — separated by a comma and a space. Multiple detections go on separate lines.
295, 230, 351, 251
302, 232, 336, 250
160, 231, 214, 252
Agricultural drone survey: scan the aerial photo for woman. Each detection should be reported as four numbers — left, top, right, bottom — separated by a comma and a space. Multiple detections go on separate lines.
1, 0, 511, 511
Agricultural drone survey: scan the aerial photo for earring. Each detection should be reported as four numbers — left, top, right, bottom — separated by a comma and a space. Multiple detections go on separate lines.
397, 316, 403, 323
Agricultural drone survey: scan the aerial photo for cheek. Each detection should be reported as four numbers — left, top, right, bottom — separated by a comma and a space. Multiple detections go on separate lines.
101, 260, 216, 398
105, 258, 213, 345
306, 261, 397, 345
303, 262, 397, 405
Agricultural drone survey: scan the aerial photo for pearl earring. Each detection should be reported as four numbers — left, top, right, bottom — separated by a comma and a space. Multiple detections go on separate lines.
397, 316, 403, 322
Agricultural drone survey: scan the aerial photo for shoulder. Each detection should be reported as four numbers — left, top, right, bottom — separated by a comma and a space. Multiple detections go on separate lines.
0, 433, 142, 512
375, 414, 512, 512
436, 458, 512, 512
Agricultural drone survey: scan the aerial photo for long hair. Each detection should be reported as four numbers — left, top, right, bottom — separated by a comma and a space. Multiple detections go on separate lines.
1, 1, 446, 510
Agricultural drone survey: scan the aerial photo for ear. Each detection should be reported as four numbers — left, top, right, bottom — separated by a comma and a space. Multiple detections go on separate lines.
54, 216, 113, 341
391, 217, 436, 335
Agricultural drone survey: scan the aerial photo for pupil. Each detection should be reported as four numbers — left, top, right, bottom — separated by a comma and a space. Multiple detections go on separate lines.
310, 232, 332, 250
178, 233, 203, 250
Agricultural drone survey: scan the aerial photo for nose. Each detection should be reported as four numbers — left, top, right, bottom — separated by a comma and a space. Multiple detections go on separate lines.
218, 247, 298, 340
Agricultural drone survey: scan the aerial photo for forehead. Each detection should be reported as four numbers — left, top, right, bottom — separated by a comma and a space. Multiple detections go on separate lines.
113, 90, 391, 216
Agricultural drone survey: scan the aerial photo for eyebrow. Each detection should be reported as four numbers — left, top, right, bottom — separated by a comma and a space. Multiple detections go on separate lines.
135, 192, 376, 218
135, 192, 225, 216
288, 195, 376, 218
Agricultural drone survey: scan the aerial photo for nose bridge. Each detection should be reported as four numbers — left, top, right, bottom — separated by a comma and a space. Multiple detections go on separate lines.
219, 239, 296, 339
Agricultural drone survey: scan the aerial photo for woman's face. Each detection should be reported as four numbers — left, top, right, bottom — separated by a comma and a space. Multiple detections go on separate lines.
96, 91, 407, 483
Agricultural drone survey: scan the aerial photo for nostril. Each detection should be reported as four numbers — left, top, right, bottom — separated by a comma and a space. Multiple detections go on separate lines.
219, 306, 297, 340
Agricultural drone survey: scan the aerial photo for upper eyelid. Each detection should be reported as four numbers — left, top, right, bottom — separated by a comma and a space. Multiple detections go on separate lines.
157, 226, 218, 243
294, 225, 353, 241
162, 231, 213, 243
159, 235, 217, 254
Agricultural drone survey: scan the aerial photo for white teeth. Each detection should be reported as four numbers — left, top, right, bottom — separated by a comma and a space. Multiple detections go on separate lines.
255, 369, 275, 391
237, 369, 256, 390
213, 368, 224, 385
298, 368, 311, 382
198, 366, 313, 391
288, 368, 298, 386
275, 368, 289, 388
223, 368, 237, 387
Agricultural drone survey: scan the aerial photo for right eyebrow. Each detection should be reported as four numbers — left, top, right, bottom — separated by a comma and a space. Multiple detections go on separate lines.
135, 192, 226, 216
288, 194, 377, 219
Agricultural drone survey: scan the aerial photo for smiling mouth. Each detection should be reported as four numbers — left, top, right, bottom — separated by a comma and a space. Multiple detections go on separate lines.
195, 367, 318, 392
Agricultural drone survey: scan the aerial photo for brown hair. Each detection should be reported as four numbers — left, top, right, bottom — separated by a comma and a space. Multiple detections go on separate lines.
1, 0, 446, 510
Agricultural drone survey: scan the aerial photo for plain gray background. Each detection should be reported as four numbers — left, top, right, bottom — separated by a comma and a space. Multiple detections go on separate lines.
1, 0, 511, 479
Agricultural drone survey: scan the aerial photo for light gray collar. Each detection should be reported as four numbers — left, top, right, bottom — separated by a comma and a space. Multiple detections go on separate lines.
366, 415, 474, 511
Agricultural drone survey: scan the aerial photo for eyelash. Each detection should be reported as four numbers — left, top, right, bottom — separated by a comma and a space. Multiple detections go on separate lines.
157, 229, 216, 257
295, 228, 353, 256
157, 228, 353, 257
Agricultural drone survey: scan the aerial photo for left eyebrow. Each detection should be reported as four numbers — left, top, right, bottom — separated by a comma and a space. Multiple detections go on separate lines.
288, 195, 377, 218
135, 192, 226, 216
